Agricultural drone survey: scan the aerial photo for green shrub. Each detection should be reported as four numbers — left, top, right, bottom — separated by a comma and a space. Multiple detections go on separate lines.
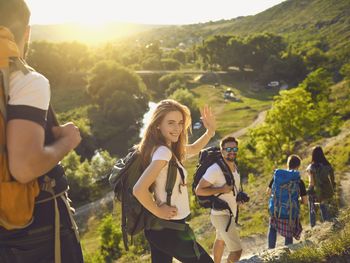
98, 214, 123, 262
161, 58, 181, 70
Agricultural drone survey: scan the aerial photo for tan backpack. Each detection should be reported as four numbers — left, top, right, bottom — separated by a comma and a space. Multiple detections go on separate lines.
0, 26, 40, 230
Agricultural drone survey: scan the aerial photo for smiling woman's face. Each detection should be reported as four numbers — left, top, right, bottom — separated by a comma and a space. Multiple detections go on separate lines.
158, 110, 184, 146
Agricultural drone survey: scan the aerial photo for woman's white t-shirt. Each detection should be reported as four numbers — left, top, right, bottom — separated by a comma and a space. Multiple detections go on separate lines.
151, 146, 190, 220
202, 163, 240, 216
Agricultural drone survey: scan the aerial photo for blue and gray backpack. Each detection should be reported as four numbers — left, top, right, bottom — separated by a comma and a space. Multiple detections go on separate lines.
268, 169, 300, 221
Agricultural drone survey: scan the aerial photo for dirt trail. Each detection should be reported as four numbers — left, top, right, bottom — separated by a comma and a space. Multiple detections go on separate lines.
340, 172, 350, 207
188, 110, 267, 158
233, 125, 350, 262
229, 111, 266, 139
303, 124, 350, 157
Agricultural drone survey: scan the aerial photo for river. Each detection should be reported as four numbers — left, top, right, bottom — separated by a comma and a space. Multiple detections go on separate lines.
139, 101, 157, 138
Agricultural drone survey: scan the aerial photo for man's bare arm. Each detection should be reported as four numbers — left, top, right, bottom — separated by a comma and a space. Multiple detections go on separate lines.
195, 178, 232, 196
7, 119, 81, 183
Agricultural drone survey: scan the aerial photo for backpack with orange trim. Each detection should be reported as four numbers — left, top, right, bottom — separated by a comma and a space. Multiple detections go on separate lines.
0, 26, 40, 230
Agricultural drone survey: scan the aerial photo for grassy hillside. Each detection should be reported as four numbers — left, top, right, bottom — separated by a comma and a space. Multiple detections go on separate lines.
191, 81, 276, 136
31, 0, 350, 59
136, 0, 350, 61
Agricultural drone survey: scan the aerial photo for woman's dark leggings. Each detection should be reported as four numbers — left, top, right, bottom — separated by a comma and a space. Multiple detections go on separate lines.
145, 224, 213, 263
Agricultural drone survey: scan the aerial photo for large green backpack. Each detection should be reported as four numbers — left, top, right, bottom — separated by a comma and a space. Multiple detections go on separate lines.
109, 147, 186, 250
312, 163, 335, 201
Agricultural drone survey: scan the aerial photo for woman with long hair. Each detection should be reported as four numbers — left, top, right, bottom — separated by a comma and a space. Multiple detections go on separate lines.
307, 146, 336, 227
133, 99, 215, 263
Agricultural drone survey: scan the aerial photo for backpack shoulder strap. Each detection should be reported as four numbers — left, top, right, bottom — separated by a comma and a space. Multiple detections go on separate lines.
0, 67, 10, 120
216, 157, 234, 186
165, 155, 180, 206
235, 161, 243, 190
48, 104, 60, 126
0, 69, 7, 155
10, 57, 30, 74
0, 58, 31, 118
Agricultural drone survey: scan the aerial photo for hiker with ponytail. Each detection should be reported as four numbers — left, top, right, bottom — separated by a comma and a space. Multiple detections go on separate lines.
307, 146, 336, 227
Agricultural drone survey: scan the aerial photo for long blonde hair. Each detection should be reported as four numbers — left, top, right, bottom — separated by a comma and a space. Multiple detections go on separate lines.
137, 99, 191, 168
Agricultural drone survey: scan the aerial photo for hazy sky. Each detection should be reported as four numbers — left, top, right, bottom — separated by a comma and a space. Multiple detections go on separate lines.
26, 0, 285, 25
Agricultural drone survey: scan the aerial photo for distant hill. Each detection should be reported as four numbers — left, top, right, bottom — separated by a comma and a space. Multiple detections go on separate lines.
135, 0, 350, 58
30, 0, 350, 60
30, 22, 166, 45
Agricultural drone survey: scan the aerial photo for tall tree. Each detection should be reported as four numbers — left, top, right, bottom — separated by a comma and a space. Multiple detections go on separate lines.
200, 35, 233, 70
87, 60, 149, 154
250, 87, 315, 163
246, 33, 286, 72
300, 68, 333, 102
227, 37, 249, 71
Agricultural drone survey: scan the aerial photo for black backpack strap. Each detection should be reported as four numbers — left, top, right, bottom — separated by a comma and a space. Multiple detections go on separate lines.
235, 207, 239, 224
121, 189, 129, 250
235, 161, 243, 191
216, 157, 235, 196
214, 158, 238, 227
165, 156, 178, 206
225, 205, 233, 232
178, 165, 185, 185
48, 104, 60, 126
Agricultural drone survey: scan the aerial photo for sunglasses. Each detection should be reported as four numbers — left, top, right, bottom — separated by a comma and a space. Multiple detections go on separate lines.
224, 147, 238, 153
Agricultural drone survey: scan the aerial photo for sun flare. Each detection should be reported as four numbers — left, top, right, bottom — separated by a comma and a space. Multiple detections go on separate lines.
26, 0, 285, 26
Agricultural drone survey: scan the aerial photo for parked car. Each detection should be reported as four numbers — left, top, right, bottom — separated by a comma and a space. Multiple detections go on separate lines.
266, 81, 280, 89
193, 122, 202, 130
224, 88, 237, 101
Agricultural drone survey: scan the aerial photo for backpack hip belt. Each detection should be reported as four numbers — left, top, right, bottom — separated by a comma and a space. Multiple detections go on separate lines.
36, 175, 78, 263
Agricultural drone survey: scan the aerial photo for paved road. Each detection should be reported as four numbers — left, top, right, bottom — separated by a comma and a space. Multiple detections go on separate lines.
74, 191, 114, 226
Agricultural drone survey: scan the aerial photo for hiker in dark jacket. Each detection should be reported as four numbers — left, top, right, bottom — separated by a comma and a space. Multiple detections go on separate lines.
266, 155, 308, 249
307, 146, 336, 227
133, 100, 216, 263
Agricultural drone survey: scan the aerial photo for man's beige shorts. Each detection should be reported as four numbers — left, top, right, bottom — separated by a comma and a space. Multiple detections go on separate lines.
210, 214, 242, 252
